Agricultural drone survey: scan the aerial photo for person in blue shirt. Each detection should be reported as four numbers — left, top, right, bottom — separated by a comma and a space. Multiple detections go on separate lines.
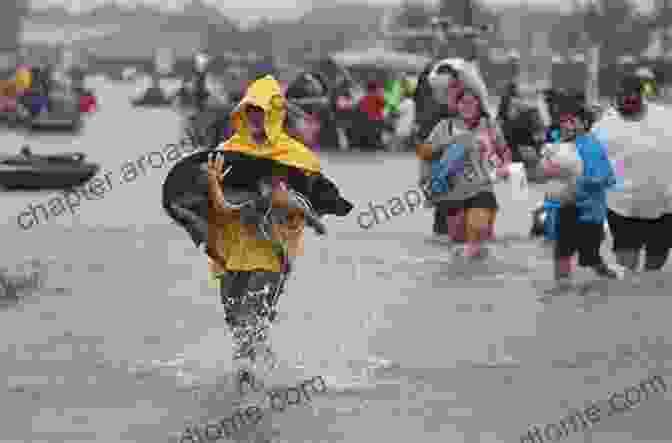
543, 95, 620, 285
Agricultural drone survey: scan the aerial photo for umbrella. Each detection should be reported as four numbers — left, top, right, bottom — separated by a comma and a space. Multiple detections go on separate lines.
330, 48, 431, 74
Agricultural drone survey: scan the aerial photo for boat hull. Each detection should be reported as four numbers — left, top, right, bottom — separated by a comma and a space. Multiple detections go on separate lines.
0, 164, 100, 190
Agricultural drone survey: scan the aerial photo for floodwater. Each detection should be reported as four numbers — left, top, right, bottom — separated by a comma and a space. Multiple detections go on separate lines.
0, 76, 670, 443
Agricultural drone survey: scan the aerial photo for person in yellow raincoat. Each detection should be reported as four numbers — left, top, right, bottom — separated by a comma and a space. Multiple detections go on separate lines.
207, 75, 324, 367
0, 64, 30, 102
14, 64, 32, 92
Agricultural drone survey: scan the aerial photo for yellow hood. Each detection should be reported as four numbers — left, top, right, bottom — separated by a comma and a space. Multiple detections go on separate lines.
222, 75, 321, 174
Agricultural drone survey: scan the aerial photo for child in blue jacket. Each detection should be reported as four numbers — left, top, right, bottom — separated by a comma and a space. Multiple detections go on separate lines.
544, 99, 619, 285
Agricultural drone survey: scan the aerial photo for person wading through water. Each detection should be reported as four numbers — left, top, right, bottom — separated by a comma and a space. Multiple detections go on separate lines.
206, 75, 352, 389
416, 60, 468, 239
417, 82, 512, 258
417, 59, 511, 249
535, 94, 620, 289
595, 71, 672, 273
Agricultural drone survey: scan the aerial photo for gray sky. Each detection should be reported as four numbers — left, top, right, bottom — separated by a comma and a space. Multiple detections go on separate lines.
31, 0, 656, 22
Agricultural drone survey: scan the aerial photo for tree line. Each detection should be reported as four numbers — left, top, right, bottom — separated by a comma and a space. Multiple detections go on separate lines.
394, 0, 672, 63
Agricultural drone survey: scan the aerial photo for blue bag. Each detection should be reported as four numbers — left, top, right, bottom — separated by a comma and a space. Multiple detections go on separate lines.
546, 127, 561, 144
542, 198, 561, 241
430, 143, 466, 195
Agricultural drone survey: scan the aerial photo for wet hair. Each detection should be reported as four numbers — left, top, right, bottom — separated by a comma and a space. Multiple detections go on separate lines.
615, 74, 645, 116
555, 94, 597, 130
618, 75, 644, 97
541, 88, 594, 127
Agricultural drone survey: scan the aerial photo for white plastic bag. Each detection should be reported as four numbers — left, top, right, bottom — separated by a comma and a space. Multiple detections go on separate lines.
508, 162, 528, 201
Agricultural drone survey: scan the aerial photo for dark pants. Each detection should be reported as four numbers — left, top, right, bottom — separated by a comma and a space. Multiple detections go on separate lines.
607, 209, 672, 270
554, 204, 605, 267
433, 207, 447, 235
217, 270, 289, 361
218, 271, 288, 326
433, 202, 456, 235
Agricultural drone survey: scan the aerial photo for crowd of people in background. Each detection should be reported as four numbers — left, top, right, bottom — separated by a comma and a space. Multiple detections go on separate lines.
0, 57, 96, 120
170, 50, 672, 293
179, 61, 420, 152
414, 57, 671, 290
154, 52, 672, 431
0, 59, 54, 116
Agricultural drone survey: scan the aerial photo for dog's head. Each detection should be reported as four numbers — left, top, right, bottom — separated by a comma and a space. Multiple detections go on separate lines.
311, 177, 353, 216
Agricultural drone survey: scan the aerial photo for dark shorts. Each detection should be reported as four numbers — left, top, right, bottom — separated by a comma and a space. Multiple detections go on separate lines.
606, 209, 672, 256
554, 204, 605, 267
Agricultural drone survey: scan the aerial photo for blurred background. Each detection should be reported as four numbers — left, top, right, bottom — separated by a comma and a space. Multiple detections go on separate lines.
7, 0, 672, 96
4, 0, 672, 150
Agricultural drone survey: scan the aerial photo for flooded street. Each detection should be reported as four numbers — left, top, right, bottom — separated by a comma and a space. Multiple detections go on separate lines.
0, 77, 671, 443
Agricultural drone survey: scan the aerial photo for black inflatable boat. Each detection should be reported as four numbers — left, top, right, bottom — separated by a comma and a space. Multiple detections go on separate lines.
0, 146, 100, 190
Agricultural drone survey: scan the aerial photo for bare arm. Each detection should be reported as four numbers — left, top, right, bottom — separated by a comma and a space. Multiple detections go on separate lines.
207, 155, 237, 218
416, 120, 454, 161
490, 125, 512, 166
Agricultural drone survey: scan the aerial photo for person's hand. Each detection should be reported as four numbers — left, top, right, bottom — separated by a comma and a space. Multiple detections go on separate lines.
496, 165, 510, 179
542, 159, 562, 177
271, 180, 291, 209
416, 143, 433, 161
207, 151, 228, 185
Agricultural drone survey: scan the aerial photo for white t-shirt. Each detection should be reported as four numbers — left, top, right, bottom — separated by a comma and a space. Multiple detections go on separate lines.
593, 104, 672, 219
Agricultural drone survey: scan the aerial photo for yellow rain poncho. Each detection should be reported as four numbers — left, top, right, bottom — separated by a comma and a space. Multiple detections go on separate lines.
208, 75, 321, 283
14, 66, 32, 92
223, 75, 321, 173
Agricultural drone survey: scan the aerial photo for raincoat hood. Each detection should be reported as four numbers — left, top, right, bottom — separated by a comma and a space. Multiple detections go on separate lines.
427, 58, 496, 120
223, 75, 321, 174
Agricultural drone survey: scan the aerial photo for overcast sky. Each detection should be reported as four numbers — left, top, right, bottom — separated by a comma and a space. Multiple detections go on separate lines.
31, 0, 656, 22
